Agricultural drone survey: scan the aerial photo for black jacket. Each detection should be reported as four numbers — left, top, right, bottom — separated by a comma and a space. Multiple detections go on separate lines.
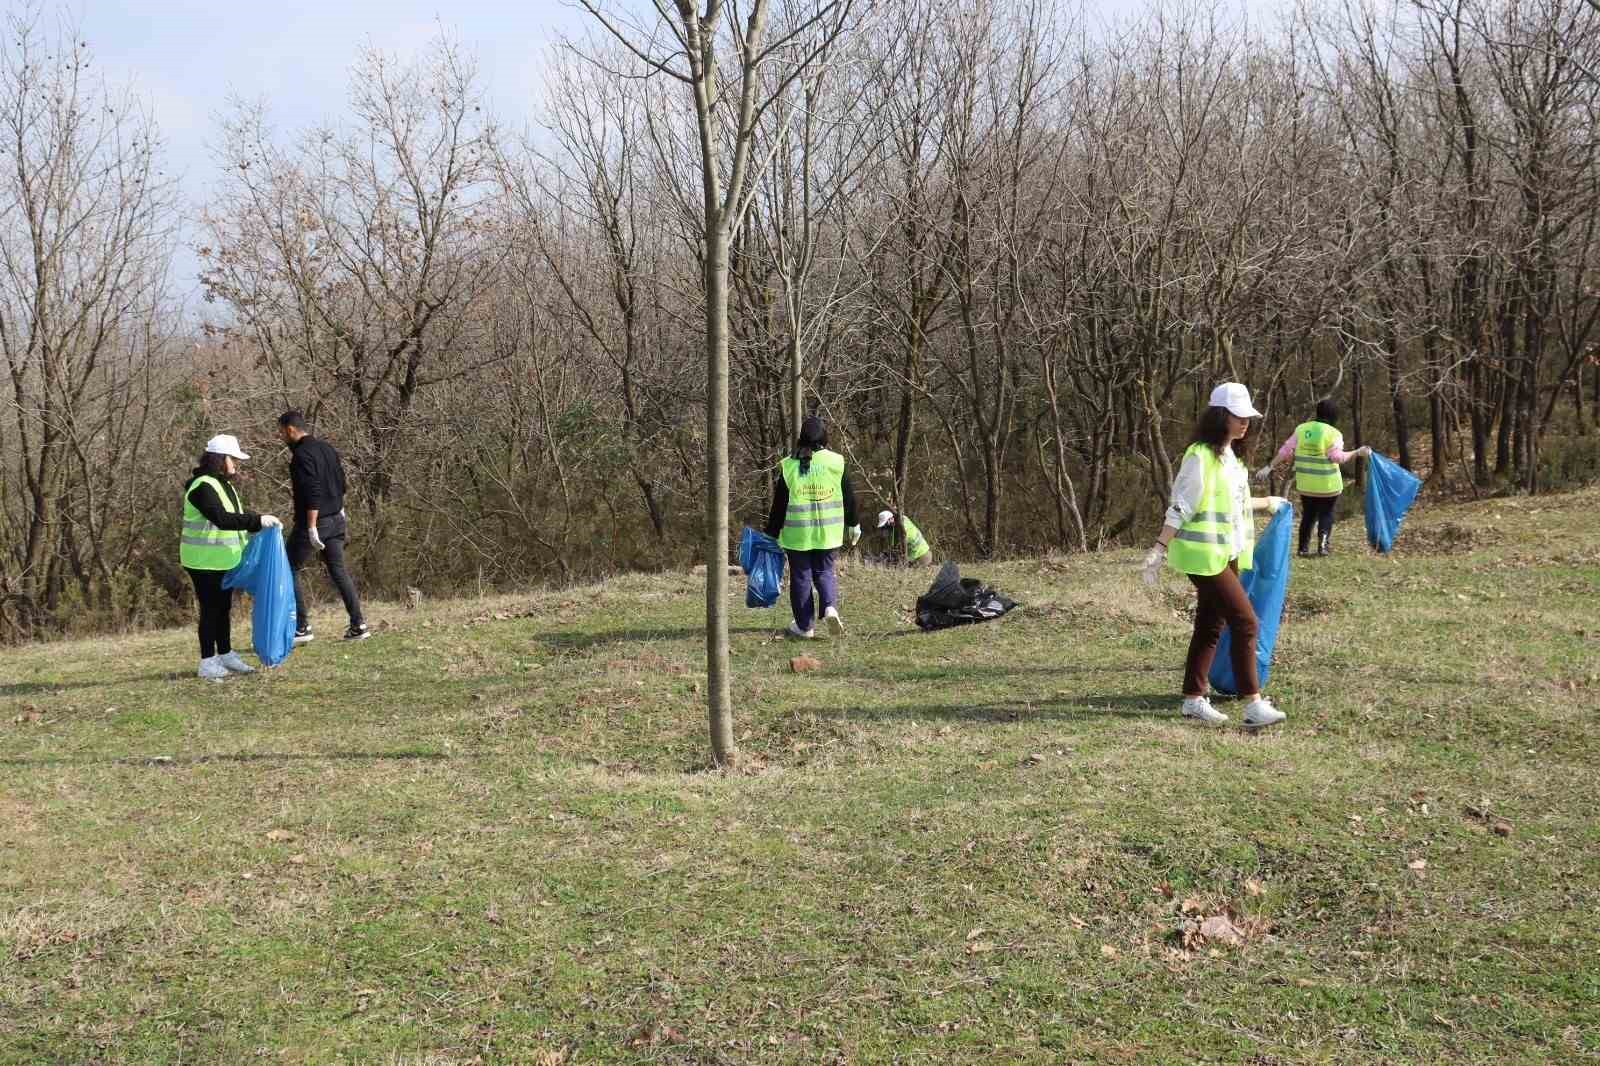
184, 470, 263, 534
287, 435, 348, 524
765, 462, 858, 540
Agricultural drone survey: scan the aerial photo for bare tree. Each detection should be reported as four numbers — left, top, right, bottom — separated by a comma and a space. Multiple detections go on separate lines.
200, 37, 506, 583
577, 0, 872, 767
0, 5, 178, 633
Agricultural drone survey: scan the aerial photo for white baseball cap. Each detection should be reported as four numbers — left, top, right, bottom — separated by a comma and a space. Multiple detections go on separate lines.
1208, 382, 1262, 420
204, 434, 250, 461
877, 510, 896, 529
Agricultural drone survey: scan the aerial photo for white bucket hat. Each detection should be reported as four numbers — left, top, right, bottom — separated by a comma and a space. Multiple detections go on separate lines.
204, 434, 250, 461
1208, 382, 1262, 420
876, 510, 896, 529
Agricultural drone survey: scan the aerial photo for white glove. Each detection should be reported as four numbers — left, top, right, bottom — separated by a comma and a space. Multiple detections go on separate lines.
1140, 545, 1164, 586
1268, 496, 1289, 514
847, 525, 862, 548
308, 526, 326, 551
1357, 445, 1373, 458
259, 515, 281, 529
1254, 465, 1273, 483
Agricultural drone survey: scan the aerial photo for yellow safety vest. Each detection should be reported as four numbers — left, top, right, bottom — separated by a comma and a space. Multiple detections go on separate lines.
180, 475, 246, 571
1294, 421, 1344, 496
778, 451, 846, 552
1166, 444, 1254, 576
900, 515, 930, 562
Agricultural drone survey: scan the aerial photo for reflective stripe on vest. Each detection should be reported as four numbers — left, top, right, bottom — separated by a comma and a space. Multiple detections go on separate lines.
1166, 445, 1254, 577
1294, 421, 1344, 496
901, 516, 931, 561
778, 451, 846, 551
180, 475, 246, 570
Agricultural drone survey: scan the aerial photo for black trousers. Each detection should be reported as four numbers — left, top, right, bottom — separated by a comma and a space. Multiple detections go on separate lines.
1299, 495, 1338, 553
289, 513, 364, 630
186, 567, 234, 659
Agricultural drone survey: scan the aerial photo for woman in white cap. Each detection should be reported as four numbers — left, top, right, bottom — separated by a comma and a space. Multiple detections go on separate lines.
181, 435, 280, 679
1140, 384, 1288, 728
875, 509, 932, 567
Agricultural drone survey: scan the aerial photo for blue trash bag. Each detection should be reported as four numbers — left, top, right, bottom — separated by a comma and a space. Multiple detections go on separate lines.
222, 526, 298, 667
1210, 504, 1294, 696
738, 527, 785, 608
1364, 452, 1422, 553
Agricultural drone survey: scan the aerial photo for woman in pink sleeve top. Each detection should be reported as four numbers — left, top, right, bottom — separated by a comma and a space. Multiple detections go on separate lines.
1255, 399, 1371, 556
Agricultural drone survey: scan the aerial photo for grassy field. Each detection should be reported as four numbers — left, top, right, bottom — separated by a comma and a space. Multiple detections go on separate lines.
3, 489, 1598, 1064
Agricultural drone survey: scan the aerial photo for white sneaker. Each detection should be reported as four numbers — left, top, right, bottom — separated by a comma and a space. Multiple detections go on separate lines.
1242, 698, 1286, 728
823, 606, 845, 637
197, 656, 230, 680
217, 651, 256, 675
786, 621, 816, 640
1181, 696, 1228, 725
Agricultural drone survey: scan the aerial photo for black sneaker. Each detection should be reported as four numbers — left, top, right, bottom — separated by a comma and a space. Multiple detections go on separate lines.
344, 623, 371, 642
293, 627, 315, 645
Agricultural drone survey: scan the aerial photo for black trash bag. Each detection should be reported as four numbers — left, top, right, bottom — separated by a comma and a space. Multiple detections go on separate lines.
915, 561, 1018, 631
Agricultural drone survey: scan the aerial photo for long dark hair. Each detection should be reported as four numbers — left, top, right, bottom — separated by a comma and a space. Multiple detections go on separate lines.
1190, 406, 1254, 458
192, 451, 230, 480
794, 416, 827, 473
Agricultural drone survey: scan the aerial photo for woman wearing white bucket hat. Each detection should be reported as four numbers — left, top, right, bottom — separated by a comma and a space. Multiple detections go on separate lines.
180, 434, 280, 679
1139, 384, 1289, 728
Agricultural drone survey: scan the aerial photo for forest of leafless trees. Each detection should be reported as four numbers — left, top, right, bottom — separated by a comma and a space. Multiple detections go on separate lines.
5, 0, 1600, 642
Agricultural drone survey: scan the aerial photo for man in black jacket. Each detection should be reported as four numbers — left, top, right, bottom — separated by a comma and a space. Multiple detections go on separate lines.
277, 411, 369, 642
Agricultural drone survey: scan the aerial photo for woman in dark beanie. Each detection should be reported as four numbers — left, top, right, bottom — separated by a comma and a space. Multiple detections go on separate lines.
180, 434, 280, 679
765, 417, 860, 638
1256, 398, 1371, 557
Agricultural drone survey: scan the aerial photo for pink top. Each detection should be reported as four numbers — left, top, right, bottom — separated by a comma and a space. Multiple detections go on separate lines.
1275, 432, 1352, 464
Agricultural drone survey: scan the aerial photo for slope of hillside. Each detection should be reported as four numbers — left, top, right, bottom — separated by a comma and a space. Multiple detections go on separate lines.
4, 491, 1599, 1063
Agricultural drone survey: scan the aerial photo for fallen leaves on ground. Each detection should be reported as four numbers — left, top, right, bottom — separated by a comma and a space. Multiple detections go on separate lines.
789, 656, 823, 673
264, 829, 297, 843
1199, 915, 1246, 948
1172, 897, 1274, 954
630, 1020, 685, 1048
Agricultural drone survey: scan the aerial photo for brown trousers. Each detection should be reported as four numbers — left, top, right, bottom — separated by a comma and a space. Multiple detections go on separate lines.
1185, 560, 1260, 697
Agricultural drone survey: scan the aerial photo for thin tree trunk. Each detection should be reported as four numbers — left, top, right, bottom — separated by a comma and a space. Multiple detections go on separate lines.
1387, 342, 1412, 471
788, 333, 804, 442
704, 231, 735, 767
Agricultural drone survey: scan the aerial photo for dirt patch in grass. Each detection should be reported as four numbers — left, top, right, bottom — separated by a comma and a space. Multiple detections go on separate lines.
1283, 589, 1346, 619
1396, 519, 1497, 555
0, 798, 41, 837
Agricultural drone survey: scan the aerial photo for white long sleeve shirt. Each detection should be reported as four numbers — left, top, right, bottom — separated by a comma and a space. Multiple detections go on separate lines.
1164, 445, 1253, 562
